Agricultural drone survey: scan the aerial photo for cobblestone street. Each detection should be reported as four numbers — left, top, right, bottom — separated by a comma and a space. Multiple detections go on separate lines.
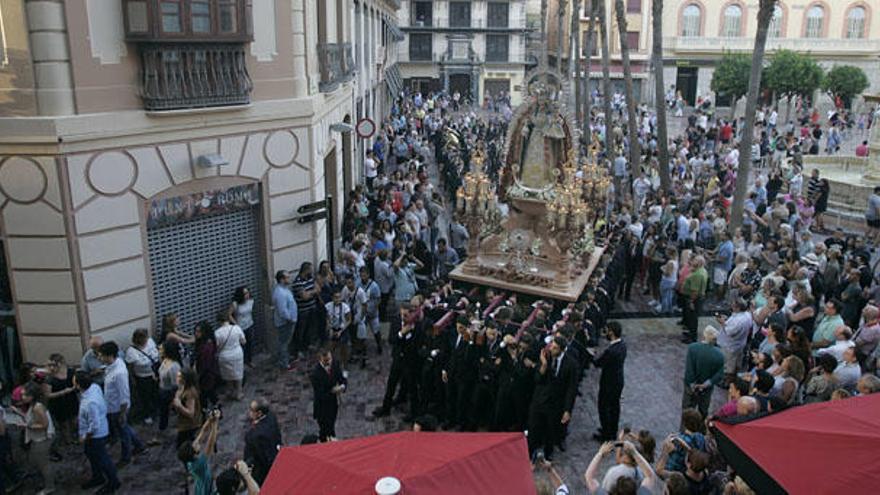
35, 316, 716, 494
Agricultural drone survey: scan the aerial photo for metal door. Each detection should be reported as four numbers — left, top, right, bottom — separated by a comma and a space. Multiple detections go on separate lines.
147, 207, 264, 348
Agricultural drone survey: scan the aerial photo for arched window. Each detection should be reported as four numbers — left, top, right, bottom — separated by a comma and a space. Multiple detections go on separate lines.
722, 4, 743, 37
768, 4, 784, 38
681, 4, 701, 37
805, 5, 825, 38
846, 6, 866, 39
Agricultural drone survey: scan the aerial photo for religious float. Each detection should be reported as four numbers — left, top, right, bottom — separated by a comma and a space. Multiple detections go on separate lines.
449, 66, 610, 302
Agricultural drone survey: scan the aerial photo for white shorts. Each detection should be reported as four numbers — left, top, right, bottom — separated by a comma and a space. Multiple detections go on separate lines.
713, 267, 728, 285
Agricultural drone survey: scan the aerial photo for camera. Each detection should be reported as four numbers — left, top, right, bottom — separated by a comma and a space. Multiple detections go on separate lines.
533, 449, 545, 464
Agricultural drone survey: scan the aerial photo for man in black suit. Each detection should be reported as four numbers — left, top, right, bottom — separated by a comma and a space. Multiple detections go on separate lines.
243, 398, 282, 485
442, 315, 478, 430
309, 348, 347, 441
527, 336, 578, 461
592, 321, 627, 442
373, 302, 423, 420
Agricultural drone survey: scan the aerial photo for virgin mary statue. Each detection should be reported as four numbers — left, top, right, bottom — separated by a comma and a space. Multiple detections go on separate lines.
519, 109, 565, 189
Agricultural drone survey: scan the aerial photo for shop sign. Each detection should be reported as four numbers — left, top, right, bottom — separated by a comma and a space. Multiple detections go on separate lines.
146, 183, 260, 229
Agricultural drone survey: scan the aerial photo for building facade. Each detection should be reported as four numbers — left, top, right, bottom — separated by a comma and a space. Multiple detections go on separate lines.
662, 0, 880, 109
0, 0, 400, 363
398, 0, 532, 106
575, 0, 652, 102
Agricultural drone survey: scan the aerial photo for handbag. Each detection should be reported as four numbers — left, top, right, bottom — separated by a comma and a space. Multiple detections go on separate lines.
133, 346, 160, 379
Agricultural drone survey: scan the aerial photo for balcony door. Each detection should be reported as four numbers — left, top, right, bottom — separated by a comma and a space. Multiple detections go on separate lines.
449, 73, 472, 101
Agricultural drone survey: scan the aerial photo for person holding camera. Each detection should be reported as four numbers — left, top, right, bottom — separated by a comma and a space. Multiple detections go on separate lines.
309, 348, 347, 441
392, 249, 422, 309
216, 460, 260, 495
584, 440, 662, 495
178, 409, 221, 495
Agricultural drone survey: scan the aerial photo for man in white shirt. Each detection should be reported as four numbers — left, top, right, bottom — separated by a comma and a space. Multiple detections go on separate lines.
725, 148, 739, 168
714, 299, 753, 375
817, 326, 855, 362
632, 173, 652, 211
342, 275, 368, 364
98, 341, 146, 466
364, 151, 378, 192
325, 288, 352, 368
627, 215, 644, 240
834, 347, 862, 390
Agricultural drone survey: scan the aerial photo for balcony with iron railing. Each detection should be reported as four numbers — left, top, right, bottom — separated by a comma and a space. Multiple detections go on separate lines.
139, 43, 253, 112
318, 42, 355, 93
664, 36, 880, 56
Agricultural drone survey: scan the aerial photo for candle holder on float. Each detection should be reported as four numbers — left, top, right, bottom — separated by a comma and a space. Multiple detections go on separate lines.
546, 148, 611, 279
455, 145, 499, 272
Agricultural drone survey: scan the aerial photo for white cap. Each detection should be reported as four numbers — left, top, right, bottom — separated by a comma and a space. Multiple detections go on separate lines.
375, 477, 402, 495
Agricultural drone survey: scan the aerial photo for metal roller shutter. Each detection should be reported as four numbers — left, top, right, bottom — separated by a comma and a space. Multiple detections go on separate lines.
147, 207, 265, 350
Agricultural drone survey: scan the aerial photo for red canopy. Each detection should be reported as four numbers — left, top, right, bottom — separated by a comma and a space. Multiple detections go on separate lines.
714, 394, 880, 494
261, 431, 536, 495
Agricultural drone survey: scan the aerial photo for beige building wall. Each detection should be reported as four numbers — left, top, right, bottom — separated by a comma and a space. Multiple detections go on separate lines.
663, 0, 879, 40
661, 0, 880, 109
0, 0, 377, 363
574, 0, 652, 100
0, 0, 38, 115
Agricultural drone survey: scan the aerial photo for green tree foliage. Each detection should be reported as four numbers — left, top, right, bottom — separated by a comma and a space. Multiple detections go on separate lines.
711, 51, 751, 106
765, 49, 824, 102
822, 65, 869, 108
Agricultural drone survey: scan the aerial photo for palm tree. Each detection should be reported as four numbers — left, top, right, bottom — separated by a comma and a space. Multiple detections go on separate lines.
541, 0, 548, 65
557, 0, 566, 70
614, 0, 640, 176
730, 0, 777, 233
583, 1, 599, 132
572, 0, 582, 125
598, 0, 613, 155
652, 0, 671, 192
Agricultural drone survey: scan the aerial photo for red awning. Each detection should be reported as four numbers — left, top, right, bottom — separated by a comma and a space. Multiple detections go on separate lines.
261, 431, 536, 495
714, 394, 880, 494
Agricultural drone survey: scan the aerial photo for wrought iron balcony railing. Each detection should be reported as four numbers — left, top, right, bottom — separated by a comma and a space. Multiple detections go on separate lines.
318, 42, 356, 93
139, 42, 253, 111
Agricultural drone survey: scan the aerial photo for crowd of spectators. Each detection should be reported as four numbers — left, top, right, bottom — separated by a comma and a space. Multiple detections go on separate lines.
1, 85, 879, 495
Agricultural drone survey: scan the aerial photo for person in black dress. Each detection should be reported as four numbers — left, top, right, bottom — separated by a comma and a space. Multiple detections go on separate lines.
46, 354, 78, 455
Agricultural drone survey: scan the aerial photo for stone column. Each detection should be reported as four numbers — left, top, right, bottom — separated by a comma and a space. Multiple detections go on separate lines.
291, 0, 308, 97
25, 0, 75, 115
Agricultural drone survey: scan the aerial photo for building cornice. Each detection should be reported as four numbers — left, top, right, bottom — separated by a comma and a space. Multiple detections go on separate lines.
0, 85, 355, 155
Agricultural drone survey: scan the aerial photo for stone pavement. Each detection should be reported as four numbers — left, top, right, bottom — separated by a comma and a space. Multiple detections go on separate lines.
38, 315, 718, 494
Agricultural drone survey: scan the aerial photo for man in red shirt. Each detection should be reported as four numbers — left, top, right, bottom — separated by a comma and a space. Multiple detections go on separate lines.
856, 140, 870, 157
720, 122, 733, 144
